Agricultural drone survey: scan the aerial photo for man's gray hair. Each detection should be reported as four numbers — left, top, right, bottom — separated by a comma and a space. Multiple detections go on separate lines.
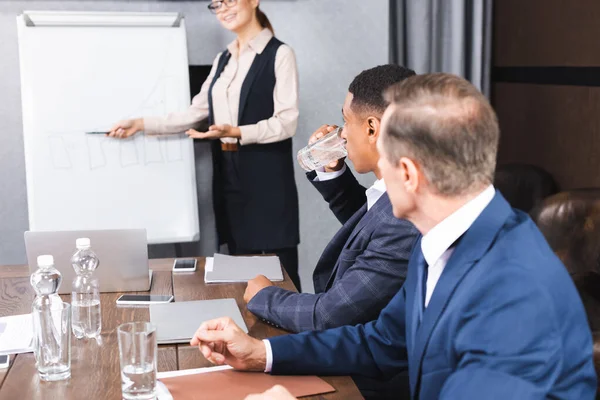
381, 73, 499, 196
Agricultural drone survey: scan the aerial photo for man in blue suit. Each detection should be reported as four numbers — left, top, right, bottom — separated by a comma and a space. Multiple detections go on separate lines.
243, 65, 418, 334
192, 73, 597, 399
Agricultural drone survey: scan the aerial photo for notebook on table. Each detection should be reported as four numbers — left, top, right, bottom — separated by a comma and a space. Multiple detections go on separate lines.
157, 365, 336, 400
204, 254, 284, 283
149, 299, 248, 345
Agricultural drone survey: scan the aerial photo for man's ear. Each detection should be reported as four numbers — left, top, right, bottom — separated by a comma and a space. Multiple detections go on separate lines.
366, 117, 381, 142
400, 157, 420, 194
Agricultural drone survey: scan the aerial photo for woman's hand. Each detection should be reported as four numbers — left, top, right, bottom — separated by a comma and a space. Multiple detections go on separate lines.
108, 118, 144, 139
186, 124, 241, 139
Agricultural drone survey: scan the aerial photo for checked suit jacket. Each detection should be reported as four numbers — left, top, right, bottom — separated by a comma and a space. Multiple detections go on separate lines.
247, 166, 419, 333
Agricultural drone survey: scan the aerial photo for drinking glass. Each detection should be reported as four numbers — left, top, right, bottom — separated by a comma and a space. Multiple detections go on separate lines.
117, 322, 157, 400
297, 127, 347, 171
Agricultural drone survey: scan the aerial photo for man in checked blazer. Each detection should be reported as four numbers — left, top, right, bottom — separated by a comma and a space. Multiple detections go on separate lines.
242, 65, 419, 335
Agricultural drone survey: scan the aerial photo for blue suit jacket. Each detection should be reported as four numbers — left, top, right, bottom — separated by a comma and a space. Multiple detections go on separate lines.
269, 193, 597, 399
248, 167, 418, 332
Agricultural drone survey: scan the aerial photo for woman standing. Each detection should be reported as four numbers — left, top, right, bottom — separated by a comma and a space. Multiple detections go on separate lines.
109, 0, 301, 289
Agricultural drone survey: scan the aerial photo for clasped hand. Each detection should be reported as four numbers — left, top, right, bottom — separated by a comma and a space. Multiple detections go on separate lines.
192, 318, 298, 400
190, 317, 267, 371
186, 124, 241, 139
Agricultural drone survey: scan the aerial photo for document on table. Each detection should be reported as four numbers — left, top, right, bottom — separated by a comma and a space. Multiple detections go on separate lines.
157, 365, 335, 400
0, 314, 34, 356
204, 253, 284, 283
156, 366, 233, 400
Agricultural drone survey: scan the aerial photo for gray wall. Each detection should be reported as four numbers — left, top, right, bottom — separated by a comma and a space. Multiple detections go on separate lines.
0, 0, 388, 292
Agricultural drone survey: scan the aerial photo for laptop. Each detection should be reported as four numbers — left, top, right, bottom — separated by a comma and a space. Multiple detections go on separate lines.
149, 299, 248, 344
24, 229, 151, 294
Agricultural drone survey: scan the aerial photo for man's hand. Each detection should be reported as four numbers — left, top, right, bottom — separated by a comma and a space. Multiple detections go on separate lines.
190, 317, 267, 371
244, 385, 297, 400
186, 124, 241, 139
308, 124, 345, 172
244, 275, 274, 304
108, 118, 144, 139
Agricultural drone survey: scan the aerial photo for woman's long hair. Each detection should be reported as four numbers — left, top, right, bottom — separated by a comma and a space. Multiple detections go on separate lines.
256, 7, 274, 34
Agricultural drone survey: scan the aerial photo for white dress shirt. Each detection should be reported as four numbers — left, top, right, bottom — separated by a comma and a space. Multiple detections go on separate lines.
421, 185, 495, 307
314, 164, 386, 211
144, 28, 299, 145
263, 170, 387, 372
365, 178, 387, 211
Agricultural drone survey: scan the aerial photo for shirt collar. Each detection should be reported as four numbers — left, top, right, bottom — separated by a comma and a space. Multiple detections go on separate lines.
421, 185, 495, 267
227, 28, 273, 57
366, 178, 387, 210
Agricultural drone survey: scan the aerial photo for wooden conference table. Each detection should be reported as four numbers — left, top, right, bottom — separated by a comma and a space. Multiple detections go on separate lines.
0, 258, 362, 399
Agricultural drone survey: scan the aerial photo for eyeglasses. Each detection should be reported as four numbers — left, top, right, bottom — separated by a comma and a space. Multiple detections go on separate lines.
208, 0, 238, 14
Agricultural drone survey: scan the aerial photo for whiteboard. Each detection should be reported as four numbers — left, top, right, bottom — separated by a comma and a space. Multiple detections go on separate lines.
17, 11, 199, 244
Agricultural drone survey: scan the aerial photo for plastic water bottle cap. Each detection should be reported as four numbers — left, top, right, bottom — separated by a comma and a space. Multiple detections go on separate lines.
76, 238, 91, 249
37, 255, 54, 267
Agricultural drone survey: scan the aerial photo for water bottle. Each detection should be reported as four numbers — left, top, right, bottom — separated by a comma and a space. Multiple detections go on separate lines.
30, 255, 64, 371
297, 126, 348, 171
71, 238, 101, 339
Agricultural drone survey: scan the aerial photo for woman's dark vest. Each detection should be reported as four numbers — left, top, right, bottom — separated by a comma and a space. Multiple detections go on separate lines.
207, 37, 300, 250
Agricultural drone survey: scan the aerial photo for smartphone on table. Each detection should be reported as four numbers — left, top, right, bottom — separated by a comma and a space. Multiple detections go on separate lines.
115, 295, 174, 305
172, 259, 197, 272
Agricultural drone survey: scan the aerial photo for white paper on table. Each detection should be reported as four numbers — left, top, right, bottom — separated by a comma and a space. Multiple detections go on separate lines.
156, 380, 174, 400
203, 256, 214, 285
0, 314, 34, 356
157, 364, 233, 379
205, 257, 214, 272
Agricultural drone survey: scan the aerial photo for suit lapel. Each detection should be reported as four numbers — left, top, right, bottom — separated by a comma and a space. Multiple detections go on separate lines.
408, 193, 513, 394
324, 195, 393, 289
405, 238, 422, 386
345, 193, 391, 248
313, 203, 367, 292
238, 62, 262, 125
208, 51, 231, 125
238, 38, 276, 125
322, 203, 369, 290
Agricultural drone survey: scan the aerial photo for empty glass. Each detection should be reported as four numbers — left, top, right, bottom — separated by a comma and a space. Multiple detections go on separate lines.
32, 302, 71, 381
297, 126, 348, 171
118, 322, 157, 400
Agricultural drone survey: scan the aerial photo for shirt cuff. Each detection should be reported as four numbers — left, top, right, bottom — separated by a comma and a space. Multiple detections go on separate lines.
238, 124, 259, 145
313, 164, 347, 182
263, 339, 273, 373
